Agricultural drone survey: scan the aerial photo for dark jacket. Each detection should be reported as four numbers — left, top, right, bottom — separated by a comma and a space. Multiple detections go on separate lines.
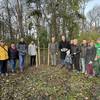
59, 41, 71, 59
71, 44, 81, 71
8, 47, 18, 59
86, 45, 96, 64
80, 44, 87, 58
17, 42, 27, 55
71, 44, 81, 58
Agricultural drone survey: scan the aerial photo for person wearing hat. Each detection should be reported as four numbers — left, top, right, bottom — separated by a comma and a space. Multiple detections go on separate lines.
0, 40, 9, 76
28, 41, 37, 67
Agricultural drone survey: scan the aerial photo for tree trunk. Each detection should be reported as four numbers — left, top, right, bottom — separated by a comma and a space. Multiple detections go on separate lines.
6, 0, 13, 39
16, 0, 24, 37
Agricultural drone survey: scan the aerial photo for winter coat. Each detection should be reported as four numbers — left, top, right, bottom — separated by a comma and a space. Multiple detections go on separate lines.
59, 41, 71, 60
95, 43, 100, 56
71, 44, 81, 58
48, 42, 58, 54
0, 45, 8, 60
8, 47, 18, 59
80, 44, 87, 58
86, 45, 96, 65
17, 42, 27, 55
28, 43, 37, 56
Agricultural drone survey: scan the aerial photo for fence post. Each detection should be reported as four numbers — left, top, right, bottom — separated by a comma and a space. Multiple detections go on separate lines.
38, 47, 40, 65
36, 51, 38, 67
38, 38, 40, 66
48, 47, 50, 66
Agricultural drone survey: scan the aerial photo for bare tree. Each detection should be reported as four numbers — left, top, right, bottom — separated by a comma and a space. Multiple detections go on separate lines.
87, 5, 100, 32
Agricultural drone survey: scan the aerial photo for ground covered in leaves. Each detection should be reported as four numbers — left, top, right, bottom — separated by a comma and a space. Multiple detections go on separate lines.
0, 66, 100, 100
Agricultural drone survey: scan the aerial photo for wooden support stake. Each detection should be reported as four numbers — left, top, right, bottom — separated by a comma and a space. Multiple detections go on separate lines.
48, 47, 50, 66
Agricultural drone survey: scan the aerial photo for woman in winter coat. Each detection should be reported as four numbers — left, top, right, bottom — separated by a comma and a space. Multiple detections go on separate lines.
8, 43, 18, 73
59, 35, 71, 67
17, 38, 27, 72
0, 40, 9, 76
28, 41, 37, 67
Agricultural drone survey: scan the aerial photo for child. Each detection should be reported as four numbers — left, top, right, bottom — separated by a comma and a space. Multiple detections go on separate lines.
94, 38, 100, 76
80, 40, 87, 73
8, 43, 18, 73
86, 40, 96, 77
64, 50, 72, 71
0, 40, 9, 76
71, 39, 81, 72
28, 41, 37, 67
49, 36, 58, 66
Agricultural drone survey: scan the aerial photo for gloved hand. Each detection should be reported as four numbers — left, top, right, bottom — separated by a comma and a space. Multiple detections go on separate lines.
89, 61, 92, 64
73, 53, 76, 55
95, 57, 97, 61
66, 50, 70, 55
61, 48, 68, 52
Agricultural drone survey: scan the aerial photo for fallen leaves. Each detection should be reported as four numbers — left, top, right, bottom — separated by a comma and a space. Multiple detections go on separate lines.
0, 66, 100, 100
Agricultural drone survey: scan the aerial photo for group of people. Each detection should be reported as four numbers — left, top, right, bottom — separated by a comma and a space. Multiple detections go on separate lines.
49, 35, 100, 77
0, 35, 100, 77
0, 38, 37, 76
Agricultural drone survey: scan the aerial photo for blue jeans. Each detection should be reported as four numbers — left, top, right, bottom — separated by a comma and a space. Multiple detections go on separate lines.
61, 59, 65, 65
81, 58, 86, 73
19, 55, 25, 71
9, 59, 16, 71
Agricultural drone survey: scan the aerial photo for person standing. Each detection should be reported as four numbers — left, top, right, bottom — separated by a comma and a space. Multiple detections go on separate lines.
94, 38, 100, 76
49, 36, 58, 66
80, 40, 87, 73
64, 50, 72, 71
86, 40, 96, 77
71, 39, 81, 72
59, 35, 71, 67
17, 38, 27, 72
8, 43, 18, 73
0, 40, 9, 76
28, 41, 37, 67
70, 39, 74, 69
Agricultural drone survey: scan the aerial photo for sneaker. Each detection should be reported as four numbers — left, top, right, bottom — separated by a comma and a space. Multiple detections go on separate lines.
5, 73, 8, 76
1, 74, 4, 77
12, 70, 14, 73
61, 65, 65, 69
77, 71, 80, 74
20, 69, 23, 73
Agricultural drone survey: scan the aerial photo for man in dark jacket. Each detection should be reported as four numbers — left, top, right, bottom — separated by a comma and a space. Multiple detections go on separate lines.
59, 35, 71, 67
17, 38, 27, 72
